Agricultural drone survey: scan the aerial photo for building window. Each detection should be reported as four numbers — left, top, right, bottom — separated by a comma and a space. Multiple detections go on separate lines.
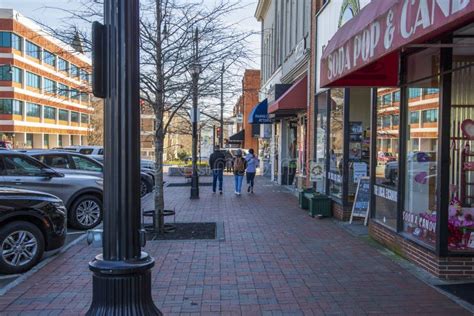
70, 64, 80, 78
393, 91, 400, 102
408, 88, 422, 99
0, 32, 21, 50
421, 109, 438, 123
44, 78, 57, 94
58, 135, 63, 147
382, 115, 391, 128
11, 33, 22, 51
43, 50, 56, 67
392, 114, 399, 126
59, 109, 69, 121
26, 134, 33, 148
0, 99, 23, 115
0, 66, 22, 83
71, 89, 80, 100
80, 69, 90, 82
71, 111, 79, 123
80, 92, 89, 103
329, 88, 344, 200
81, 113, 89, 124
58, 58, 69, 73
58, 83, 69, 98
410, 111, 420, 124
423, 88, 439, 95
44, 134, 49, 148
25, 41, 41, 59
43, 106, 56, 120
26, 72, 41, 89
26, 103, 40, 117
382, 94, 392, 105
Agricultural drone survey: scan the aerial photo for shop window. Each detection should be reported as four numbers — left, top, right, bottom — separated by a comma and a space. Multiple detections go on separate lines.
44, 134, 49, 148
25, 41, 41, 59
449, 39, 474, 252
374, 88, 400, 229
410, 111, 420, 124
404, 73, 439, 247
315, 92, 328, 193
421, 109, 438, 123
328, 89, 344, 200
26, 134, 33, 148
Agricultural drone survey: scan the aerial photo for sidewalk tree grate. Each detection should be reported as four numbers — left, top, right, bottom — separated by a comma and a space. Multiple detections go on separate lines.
436, 283, 474, 305
167, 183, 213, 187
146, 222, 217, 240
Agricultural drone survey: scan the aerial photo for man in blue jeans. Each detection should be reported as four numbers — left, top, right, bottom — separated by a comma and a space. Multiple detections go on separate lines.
209, 146, 225, 194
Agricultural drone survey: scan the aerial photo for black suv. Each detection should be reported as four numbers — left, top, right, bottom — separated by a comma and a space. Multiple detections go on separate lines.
0, 188, 66, 274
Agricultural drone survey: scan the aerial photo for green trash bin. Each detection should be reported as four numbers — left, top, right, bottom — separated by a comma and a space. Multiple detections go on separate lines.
298, 188, 314, 210
308, 193, 332, 218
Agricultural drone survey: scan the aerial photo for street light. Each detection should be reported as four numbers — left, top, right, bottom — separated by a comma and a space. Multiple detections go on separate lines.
87, 0, 161, 314
189, 28, 201, 199
220, 63, 225, 148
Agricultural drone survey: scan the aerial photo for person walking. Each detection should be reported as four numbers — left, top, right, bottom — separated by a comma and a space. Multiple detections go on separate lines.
233, 150, 246, 195
209, 146, 225, 194
245, 148, 259, 193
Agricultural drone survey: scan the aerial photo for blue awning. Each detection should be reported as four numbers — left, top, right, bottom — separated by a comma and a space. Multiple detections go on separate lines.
248, 99, 271, 124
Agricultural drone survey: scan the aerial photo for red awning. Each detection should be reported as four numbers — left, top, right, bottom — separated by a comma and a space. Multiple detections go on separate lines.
320, 0, 474, 87
268, 76, 307, 114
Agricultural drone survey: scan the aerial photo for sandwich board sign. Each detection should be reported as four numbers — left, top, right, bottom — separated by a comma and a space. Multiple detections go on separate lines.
350, 177, 370, 225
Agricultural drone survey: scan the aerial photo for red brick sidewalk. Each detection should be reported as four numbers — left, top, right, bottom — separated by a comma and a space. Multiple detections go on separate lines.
0, 175, 470, 315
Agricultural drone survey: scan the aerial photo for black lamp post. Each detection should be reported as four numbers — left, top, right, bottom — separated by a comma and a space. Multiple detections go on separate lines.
189, 28, 201, 200
88, 0, 161, 314
220, 63, 224, 148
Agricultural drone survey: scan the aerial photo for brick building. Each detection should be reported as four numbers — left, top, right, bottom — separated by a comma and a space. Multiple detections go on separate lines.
229, 69, 260, 151
0, 9, 92, 148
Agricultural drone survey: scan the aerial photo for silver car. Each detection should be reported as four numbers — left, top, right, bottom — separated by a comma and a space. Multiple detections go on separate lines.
26, 150, 153, 197
0, 151, 103, 230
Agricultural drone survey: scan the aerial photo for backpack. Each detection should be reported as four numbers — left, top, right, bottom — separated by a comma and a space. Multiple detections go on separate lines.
234, 157, 245, 173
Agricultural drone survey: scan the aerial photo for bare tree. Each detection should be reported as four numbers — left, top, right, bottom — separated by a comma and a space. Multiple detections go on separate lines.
41, 0, 255, 231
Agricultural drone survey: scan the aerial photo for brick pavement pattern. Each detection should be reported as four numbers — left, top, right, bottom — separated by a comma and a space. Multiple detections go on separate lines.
0, 175, 470, 315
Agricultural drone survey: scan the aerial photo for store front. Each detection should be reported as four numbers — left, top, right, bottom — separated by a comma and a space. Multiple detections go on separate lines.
319, 0, 474, 279
268, 76, 308, 187
249, 99, 272, 177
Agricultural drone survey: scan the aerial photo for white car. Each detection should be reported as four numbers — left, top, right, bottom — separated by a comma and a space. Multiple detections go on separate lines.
63, 146, 104, 156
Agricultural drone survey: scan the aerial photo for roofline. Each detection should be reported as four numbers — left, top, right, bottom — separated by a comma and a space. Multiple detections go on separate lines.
254, 0, 271, 21
0, 8, 91, 65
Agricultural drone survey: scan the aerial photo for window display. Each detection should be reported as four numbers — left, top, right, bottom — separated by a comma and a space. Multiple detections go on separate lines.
374, 88, 400, 229
328, 89, 344, 200
315, 92, 328, 193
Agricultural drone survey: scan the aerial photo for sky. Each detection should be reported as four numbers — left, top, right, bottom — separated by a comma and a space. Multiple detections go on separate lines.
0, 0, 261, 69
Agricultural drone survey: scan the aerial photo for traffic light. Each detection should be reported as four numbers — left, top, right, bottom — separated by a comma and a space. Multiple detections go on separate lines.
216, 127, 221, 138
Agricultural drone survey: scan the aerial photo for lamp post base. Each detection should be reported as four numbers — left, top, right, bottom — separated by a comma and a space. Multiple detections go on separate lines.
86, 252, 162, 316
190, 174, 199, 199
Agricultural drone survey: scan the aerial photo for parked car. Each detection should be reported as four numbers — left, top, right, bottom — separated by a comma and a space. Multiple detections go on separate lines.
377, 151, 396, 163
24, 151, 153, 198
384, 152, 437, 183
0, 187, 66, 274
64, 146, 104, 155
0, 151, 103, 230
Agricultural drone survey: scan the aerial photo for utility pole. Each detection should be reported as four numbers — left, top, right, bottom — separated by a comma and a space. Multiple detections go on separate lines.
88, 0, 161, 314
190, 28, 201, 199
220, 63, 224, 148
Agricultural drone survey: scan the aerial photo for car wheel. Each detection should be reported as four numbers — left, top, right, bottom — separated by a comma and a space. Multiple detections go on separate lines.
0, 221, 45, 275
140, 179, 152, 197
69, 195, 103, 230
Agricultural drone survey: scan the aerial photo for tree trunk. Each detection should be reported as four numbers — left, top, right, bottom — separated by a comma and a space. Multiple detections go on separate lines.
154, 126, 165, 233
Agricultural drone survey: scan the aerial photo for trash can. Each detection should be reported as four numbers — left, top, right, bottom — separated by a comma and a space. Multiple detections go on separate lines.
308, 193, 332, 218
298, 188, 314, 209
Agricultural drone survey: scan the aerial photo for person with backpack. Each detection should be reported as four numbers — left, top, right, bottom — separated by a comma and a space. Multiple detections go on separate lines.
233, 149, 246, 195
245, 148, 259, 193
209, 145, 226, 194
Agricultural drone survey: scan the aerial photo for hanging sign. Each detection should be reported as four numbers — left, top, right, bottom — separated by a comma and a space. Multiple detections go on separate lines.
350, 177, 370, 225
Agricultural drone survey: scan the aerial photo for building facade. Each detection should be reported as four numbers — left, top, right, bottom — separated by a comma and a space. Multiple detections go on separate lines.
0, 9, 92, 149
229, 69, 260, 151
255, 0, 311, 187
312, 0, 474, 279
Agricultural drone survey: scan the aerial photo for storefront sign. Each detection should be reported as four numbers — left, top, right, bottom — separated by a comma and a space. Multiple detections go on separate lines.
328, 171, 343, 183
350, 177, 370, 225
403, 211, 436, 233
321, 0, 474, 87
374, 185, 398, 202
310, 161, 324, 182
353, 162, 367, 183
